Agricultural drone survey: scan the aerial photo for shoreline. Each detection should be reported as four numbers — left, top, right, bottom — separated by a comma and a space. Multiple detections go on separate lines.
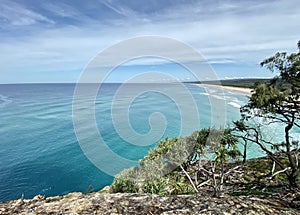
201, 84, 253, 96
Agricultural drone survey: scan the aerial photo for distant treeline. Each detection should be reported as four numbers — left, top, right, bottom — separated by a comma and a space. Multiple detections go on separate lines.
185, 78, 271, 88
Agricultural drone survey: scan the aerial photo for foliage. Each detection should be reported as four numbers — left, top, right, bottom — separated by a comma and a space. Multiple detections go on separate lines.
110, 167, 139, 193
142, 174, 194, 195
201, 78, 271, 89
111, 135, 195, 195
141, 137, 179, 162
193, 128, 241, 163
110, 128, 241, 196
110, 178, 139, 193
191, 128, 241, 196
138, 136, 195, 180
234, 41, 300, 188
142, 179, 168, 195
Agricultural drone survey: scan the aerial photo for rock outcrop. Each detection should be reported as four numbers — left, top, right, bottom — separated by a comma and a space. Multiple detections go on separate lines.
0, 192, 298, 214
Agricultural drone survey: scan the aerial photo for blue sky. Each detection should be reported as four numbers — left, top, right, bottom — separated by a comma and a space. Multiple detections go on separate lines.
0, 0, 299, 83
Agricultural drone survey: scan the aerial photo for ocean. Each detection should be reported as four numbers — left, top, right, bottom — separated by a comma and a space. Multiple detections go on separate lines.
0, 83, 251, 202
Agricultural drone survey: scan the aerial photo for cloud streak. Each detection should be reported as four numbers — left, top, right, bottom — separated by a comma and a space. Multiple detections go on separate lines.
0, 0, 54, 26
0, 0, 299, 83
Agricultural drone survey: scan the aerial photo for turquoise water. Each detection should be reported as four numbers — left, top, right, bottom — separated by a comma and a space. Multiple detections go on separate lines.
0, 83, 249, 202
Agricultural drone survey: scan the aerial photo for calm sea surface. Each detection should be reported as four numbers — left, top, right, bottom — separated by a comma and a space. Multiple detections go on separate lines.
0, 83, 252, 201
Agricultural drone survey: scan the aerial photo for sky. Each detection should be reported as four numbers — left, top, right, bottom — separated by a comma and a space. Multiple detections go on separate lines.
0, 0, 299, 83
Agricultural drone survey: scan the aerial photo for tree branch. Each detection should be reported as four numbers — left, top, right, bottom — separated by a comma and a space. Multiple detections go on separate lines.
179, 164, 198, 193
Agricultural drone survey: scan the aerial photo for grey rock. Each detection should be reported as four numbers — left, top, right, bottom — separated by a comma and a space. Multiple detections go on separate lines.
0, 192, 298, 215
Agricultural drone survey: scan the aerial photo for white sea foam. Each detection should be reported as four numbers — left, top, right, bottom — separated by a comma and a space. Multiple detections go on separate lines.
228, 101, 241, 108
0, 95, 12, 108
199, 92, 210, 96
211, 94, 226, 100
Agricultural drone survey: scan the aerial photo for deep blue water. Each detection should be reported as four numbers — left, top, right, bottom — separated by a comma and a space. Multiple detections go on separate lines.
0, 83, 249, 202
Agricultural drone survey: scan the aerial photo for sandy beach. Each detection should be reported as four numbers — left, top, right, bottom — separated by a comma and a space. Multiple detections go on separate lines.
201, 84, 253, 95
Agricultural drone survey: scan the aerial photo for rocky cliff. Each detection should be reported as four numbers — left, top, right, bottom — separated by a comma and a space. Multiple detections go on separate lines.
0, 191, 298, 214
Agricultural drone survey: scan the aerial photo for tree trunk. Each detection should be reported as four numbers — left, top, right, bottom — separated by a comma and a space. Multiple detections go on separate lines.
288, 172, 298, 189
288, 166, 299, 189
243, 140, 247, 164
285, 121, 298, 188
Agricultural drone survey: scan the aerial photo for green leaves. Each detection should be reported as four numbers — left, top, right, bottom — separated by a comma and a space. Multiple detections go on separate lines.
247, 83, 291, 114
236, 41, 300, 188
110, 128, 241, 195
243, 42, 300, 120
110, 167, 139, 193
193, 128, 240, 164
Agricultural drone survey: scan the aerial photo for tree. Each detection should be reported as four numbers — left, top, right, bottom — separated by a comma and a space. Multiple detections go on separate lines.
192, 128, 241, 196
110, 128, 241, 196
234, 42, 300, 188
111, 136, 197, 195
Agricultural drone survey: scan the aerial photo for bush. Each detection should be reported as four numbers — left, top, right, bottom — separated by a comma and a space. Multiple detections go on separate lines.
110, 178, 139, 193
142, 179, 167, 195
110, 128, 241, 196
110, 167, 139, 193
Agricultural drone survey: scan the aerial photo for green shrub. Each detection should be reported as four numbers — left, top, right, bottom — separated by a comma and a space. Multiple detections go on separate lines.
110, 178, 139, 193
143, 179, 167, 195
110, 128, 241, 196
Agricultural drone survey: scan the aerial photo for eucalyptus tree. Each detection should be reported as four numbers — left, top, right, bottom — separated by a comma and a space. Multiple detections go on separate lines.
234, 42, 300, 188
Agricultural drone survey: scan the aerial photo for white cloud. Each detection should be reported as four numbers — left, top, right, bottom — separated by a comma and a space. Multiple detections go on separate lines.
0, 1, 54, 26
0, 0, 299, 83
100, 0, 138, 18
42, 2, 80, 18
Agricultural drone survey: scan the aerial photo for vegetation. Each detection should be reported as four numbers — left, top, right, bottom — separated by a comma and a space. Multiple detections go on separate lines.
185, 78, 271, 88
202, 78, 271, 89
190, 128, 241, 196
111, 128, 242, 197
234, 41, 300, 188
110, 128, 299, 197
110, 41, 300, 207
111, 136, 196, 195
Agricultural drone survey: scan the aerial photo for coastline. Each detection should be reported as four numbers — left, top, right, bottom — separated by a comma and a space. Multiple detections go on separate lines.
201, 84, 253, 96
